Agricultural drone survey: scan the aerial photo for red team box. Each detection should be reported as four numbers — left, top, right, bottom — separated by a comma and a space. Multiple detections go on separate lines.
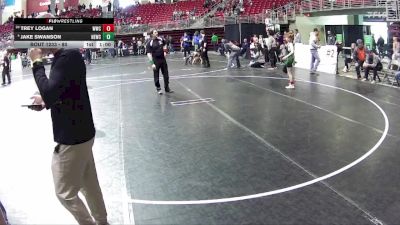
102, 24, 114, 32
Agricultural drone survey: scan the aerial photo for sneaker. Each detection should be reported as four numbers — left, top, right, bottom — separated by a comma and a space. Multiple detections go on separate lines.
285, 84, 295, 89
371, 80, 376, 84
165, 88, 174, 93
1, 83, 5, 86
362, 78, 368, 81
157, 88, 163, 95
343, 67, 348, 73
267, 67, 275, 70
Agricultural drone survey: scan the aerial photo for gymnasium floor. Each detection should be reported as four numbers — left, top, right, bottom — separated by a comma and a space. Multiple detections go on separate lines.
0, 53, 399, 225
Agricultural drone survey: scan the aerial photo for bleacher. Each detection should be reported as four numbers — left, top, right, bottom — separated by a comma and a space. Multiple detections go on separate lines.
243, 0, 290, 15
0, 22, 13, 49
0, 23, 13, 36
59, 8, 102, 18
116, 0, 207, 25
214, 0, 291, 18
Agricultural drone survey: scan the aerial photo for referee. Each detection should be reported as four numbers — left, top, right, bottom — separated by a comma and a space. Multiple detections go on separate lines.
199, 30, 210, 68
146, 30, 173, 94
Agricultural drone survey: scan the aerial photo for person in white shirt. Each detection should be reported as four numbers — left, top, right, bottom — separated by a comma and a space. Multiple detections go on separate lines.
282, 32, 295, 89
294, 29, 301, 43
249, 37, 264, 68
117, 40, 123, 56
266, 29, 278, 69
309, 28, 321, 73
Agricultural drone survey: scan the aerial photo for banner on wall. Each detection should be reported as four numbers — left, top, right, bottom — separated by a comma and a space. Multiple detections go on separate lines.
336, 34, 343, 43
26, 0, 79, 14
5, 0, 15, 6
294, 43, 338, 74
364, 35, 373, 50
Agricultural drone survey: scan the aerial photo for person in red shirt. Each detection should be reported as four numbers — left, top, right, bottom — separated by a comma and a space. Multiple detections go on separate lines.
352, 39, 367, 79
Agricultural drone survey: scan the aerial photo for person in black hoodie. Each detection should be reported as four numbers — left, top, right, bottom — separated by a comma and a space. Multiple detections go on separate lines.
199, 30, 210, 68
29, 48, 108, 225
2, 53, 11, 85
147, 30, 173, 94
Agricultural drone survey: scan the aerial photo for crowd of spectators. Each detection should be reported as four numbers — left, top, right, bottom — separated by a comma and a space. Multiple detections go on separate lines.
0, 16, 15, 49
114, 0, 218, 25
58, 7, 102, 18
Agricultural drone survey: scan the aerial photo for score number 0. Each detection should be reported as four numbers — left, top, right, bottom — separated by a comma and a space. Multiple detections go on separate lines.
102, 24, 114, 32
102, 24, 115, 41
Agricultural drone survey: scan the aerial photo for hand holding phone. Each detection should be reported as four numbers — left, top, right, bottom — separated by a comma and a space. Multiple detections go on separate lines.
22, 95, 46, 111
21, 104, 45, 111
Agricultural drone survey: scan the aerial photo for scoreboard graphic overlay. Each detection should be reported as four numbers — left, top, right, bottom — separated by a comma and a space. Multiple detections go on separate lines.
14, 18, 115, 49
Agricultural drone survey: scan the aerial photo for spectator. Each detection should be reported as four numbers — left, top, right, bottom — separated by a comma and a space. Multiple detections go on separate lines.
327, 31, 336, 45
2, 52, 11, 85
117, 40, 124, 56
377, 36, 385, 57
222, 39, 241, 68
108, 1, 112, 12
294, 29, 301, 43
392, 36, 400, 61
343, 43, 356, 73
353, 39, 367, 79
132, 37, 138, 55
240, 38, 249, 58
266, 29, 278, 70
211, 33, 219, 52
28, 46, 108, 225
309, 28, 321, 74
167, 35, 174, 53
85, 48, 91, 64
249, 37, 264, 68
395, 70, 400, 86
181, 32, 191, 58
372, 34, 377, 51
363, 49, 382, 83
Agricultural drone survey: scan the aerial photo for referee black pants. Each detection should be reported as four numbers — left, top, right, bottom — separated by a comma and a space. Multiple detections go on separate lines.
184, 46, 191, 58
154, 59, 169, 90
201, 50, 210, 67
2, 67, 10, 84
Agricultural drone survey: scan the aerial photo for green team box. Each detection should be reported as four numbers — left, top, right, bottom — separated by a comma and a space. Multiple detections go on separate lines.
102, 32, 115, 41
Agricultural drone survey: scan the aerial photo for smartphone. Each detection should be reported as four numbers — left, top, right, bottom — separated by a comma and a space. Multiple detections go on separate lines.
21, 104, 41, 107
